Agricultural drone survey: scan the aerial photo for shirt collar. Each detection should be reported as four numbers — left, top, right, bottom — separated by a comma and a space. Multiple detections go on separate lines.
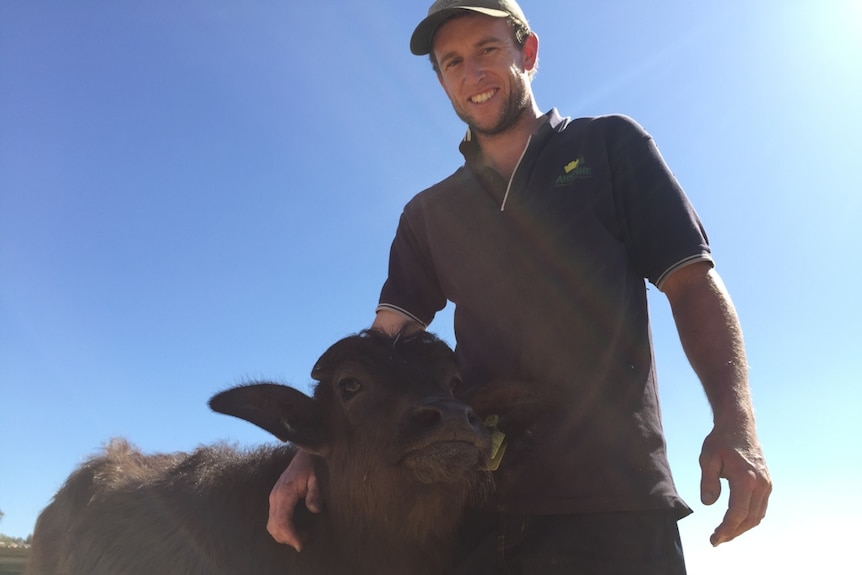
459, 108, 569, 165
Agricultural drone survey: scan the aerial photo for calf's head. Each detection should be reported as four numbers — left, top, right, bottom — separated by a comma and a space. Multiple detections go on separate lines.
209, 329, 492, 494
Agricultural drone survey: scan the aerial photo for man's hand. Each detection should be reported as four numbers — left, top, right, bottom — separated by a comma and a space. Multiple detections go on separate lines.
699, 426, 772, 546
663, 263, 772, 546
268, 450, 322, 551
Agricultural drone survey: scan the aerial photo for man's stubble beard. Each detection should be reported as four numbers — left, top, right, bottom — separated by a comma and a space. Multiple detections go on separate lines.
455, 76, 531, 138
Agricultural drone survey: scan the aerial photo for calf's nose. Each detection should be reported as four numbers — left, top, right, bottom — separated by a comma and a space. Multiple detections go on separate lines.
409, 400, 482, 431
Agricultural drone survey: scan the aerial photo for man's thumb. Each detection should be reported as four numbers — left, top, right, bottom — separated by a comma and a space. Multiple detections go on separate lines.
700, 456, 722, 505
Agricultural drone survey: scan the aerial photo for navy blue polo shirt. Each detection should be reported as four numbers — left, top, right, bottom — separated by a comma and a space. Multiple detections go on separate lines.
378, 110, 710, 517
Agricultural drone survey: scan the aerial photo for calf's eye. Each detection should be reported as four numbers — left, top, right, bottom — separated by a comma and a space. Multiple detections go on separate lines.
338, 377, 362, 400
449, 377, 463, 393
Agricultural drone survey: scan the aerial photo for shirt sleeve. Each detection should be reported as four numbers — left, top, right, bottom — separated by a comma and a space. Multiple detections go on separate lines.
377, 210, 447, 327
604, 115, 713, 289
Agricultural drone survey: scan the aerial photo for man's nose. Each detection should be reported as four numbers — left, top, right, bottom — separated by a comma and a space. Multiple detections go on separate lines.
465, 57, 486, 83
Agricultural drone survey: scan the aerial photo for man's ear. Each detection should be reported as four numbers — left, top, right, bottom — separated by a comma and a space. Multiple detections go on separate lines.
522, 33, 539, 75
209, 383, 329, 455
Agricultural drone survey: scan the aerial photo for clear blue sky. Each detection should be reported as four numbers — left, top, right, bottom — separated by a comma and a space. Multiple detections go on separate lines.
1, 1, 860, 571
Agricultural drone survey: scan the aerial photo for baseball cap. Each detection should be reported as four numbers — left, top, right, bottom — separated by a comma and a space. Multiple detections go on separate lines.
410, 0, 529, 56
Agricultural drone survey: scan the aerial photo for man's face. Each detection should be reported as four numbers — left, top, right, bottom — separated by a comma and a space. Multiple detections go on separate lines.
432, 14, 537, 137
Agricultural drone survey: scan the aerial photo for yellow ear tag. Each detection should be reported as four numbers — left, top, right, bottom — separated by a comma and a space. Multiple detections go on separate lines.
484, 415, 508, 471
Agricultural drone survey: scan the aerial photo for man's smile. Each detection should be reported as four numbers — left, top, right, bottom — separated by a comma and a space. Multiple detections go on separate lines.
470, 89, 498, 104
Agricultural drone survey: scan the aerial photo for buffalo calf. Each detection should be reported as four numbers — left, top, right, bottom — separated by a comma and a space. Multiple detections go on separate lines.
26, 330, 492, 575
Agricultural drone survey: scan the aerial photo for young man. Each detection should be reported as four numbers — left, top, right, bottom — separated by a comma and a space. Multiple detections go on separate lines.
269, 1, 771, 572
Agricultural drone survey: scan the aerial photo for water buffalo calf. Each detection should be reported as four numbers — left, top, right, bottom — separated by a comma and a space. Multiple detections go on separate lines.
26, 330, 493, 575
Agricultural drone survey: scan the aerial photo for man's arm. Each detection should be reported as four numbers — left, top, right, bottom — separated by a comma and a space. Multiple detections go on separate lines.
267, 309, 423, 549
371, 308, 424, 335
267, 450, 319, 550
661, 261, 772, 546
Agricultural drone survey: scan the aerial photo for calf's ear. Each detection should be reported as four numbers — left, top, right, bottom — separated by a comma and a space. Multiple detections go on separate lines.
209, 383, 329, 454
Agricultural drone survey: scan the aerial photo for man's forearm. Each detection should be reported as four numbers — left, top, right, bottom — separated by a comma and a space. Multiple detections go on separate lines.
663, 263, 756, 428
663, 262, 771, 545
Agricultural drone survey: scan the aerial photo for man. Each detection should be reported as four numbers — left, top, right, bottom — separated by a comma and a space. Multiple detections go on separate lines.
269, 1, 771, 572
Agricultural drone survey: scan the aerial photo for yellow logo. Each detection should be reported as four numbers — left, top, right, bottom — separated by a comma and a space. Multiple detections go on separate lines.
555, 156, 592, 186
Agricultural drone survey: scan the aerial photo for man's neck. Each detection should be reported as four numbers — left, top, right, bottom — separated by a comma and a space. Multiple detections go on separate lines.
473, 105, 544, 180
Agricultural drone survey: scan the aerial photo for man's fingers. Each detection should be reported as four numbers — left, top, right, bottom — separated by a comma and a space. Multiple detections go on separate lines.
266, 451, 324, 551
716, 469, 771, 546
305, 471, 322, 513
700, 429, 772, 546
709, 485, 751, 547
267, 512, 303, 551
751, 483, 770, 527
267, 486, 303, 551
267, 467, 306, 551
710, 465, 768, 546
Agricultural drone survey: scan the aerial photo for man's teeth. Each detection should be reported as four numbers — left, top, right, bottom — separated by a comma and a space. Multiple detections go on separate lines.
471, 90, 496, 104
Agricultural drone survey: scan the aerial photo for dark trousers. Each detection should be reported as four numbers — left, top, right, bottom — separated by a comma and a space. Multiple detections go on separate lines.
450, 510, 687, 575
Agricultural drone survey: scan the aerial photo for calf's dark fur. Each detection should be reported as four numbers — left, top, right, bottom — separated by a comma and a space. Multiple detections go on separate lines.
26, 330, 492, 575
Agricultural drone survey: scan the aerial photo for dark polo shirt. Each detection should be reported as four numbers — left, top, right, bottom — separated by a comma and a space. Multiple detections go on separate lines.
379, 110, 709, 517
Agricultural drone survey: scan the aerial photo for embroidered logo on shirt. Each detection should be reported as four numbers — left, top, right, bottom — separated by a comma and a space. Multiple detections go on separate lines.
554, 156, 592, 186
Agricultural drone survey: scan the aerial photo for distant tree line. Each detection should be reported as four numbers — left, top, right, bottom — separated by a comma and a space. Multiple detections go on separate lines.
0, 534, 31, 546
0, 510, 32, 546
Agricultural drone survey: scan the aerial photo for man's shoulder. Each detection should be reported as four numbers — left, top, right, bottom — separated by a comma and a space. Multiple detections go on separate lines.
548, 114, 653, 164
561, 113, 647, 138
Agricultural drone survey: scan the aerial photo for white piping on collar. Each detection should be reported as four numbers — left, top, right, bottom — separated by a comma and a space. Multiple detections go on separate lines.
500, 135, 532, 212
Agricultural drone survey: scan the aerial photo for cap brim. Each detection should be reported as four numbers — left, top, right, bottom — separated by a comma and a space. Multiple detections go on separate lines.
410, 7, 510, 56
